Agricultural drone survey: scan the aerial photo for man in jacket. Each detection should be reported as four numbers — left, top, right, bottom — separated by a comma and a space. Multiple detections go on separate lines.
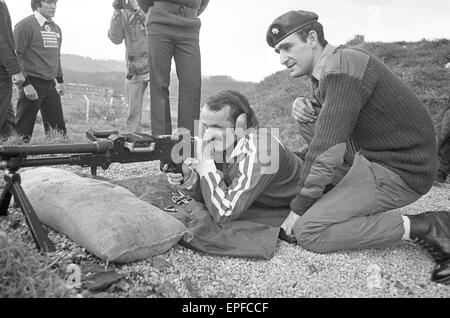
137, 0, 209, 136
109, 0, 149, 133
0, 0, 25, 139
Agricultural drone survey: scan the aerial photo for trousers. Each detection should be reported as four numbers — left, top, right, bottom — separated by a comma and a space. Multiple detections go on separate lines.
147, 33, 201, 135
293, 121, 422, 253
0, 76, 15, 139
125, 73, 149, 133
15, 76, 67, 142
437, 102, 450, 182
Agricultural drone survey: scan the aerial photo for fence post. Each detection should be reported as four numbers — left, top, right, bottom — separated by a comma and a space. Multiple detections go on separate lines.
83, 95, 90, 123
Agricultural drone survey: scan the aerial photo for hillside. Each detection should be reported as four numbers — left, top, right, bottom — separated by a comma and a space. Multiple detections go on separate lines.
247, 39, 450, 151
61, 54, 125, 73
61, 54, 255, 97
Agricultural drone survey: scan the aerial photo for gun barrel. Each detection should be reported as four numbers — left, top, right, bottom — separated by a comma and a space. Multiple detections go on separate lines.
0, 140, 113, 157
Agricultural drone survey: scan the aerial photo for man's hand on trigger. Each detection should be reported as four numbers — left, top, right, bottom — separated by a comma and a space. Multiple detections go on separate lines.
281, 211, 300, 237
23, 84, 38, 101
292, 97, 317, 123
167, 163, 192, 186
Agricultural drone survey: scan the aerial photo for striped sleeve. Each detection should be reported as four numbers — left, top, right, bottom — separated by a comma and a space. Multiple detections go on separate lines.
197, 135, 276, 224
180, 169, 204, 203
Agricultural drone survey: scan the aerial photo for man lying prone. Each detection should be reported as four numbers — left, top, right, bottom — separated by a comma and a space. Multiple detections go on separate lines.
167, 90, 303, 227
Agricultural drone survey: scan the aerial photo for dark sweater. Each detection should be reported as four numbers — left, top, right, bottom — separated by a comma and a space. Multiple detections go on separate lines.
0, 1, 21, 76
14, 14, 63, 82
137, 0, 208, 39
290, 47, 437, 216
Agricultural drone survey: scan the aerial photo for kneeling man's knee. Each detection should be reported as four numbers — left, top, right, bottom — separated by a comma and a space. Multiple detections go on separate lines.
293, 218, 331, 254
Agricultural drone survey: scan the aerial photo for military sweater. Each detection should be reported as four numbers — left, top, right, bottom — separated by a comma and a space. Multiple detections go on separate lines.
137, 0, 208, 40
290, 46, 437, 216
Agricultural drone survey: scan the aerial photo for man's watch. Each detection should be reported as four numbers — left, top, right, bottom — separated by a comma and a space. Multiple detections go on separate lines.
184, 157, 200, 171
22, 78, 30, 87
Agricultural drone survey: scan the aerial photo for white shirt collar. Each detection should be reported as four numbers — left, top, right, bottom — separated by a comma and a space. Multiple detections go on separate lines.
34, 11, 51, 27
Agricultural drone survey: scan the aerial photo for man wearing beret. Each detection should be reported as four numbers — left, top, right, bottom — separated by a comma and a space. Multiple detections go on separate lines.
267, 10, 450, 284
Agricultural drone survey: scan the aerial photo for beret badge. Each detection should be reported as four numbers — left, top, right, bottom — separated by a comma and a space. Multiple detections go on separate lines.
266, 10, 319, 48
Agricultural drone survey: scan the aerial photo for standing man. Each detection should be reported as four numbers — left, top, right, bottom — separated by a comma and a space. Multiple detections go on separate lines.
0, 0, 25, 139
137, 0, 209, 136
109, 0, 149, 133
267, 10, 449, 284
14, 0, 66, 143
436, 98, 450, 183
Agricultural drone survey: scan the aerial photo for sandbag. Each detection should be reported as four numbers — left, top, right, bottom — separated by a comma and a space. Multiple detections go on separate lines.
20, 168, 192, 263
115, 175, 291, 260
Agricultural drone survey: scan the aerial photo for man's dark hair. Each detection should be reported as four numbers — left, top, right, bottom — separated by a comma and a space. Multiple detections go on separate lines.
31, 0, 57, 11
31, 0, 42, 11
296, 22, 328, 47
206, 90, 259, 128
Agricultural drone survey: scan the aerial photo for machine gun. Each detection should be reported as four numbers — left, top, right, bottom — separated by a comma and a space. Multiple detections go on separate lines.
0, 130, 194, 253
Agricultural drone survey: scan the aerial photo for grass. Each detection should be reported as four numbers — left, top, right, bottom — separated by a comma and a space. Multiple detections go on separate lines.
0, 240, 69, 298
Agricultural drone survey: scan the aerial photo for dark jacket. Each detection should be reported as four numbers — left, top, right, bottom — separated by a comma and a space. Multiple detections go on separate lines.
108, 8, 149, 76
0, 0, 21, 77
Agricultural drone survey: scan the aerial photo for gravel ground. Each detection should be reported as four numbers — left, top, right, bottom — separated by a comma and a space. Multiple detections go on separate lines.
1, 162, 450, 298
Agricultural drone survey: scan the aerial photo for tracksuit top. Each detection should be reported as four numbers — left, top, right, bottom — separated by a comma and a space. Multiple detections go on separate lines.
14, 12, 63, 82
183, 129, 303, 224
290, 45, 438, 216
0, 0, 21, 77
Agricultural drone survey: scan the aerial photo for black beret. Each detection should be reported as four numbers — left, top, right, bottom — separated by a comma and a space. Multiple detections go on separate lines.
266, 10, 319, 48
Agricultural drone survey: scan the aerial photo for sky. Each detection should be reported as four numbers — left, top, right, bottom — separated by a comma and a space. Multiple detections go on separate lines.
6, 0, 450, 82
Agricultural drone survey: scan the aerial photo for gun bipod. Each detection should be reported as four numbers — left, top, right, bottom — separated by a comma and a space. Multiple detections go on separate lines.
0, 170, 55, 253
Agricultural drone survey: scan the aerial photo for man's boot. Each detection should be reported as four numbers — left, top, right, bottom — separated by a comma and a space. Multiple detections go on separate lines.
409, 211, 450, 263
436, 171, 448, 183
431, 260, 450, 285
